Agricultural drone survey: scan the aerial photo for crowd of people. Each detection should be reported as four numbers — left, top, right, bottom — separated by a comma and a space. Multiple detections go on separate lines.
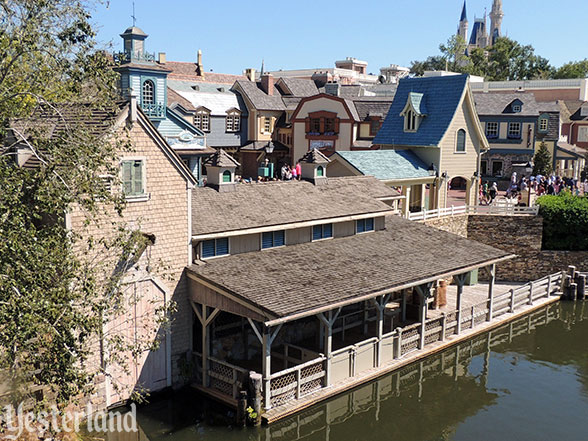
480, 171, 588, 205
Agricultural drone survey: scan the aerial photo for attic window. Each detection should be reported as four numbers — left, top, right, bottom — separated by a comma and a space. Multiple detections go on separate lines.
538, 117, 548, 133
405, 109, 417, 132
512, 104, 522, 113
194, 109, 210, 132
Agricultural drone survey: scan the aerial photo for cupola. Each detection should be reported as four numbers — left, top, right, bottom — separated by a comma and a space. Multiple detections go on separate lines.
299, 149, 330, 185
120, 26, 150, 62
203, 150, 240, 192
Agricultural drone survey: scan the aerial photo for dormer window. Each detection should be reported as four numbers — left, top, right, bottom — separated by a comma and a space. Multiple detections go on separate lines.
538, 115, 549, 133
142, 80, 154, 106
512, 104, 522, 113
226, 109, 241, 132
194, 108, 210, 132
401, 92, 426, 133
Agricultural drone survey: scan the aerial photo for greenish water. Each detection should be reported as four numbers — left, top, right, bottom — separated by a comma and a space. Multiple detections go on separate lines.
110, 302, 588, 441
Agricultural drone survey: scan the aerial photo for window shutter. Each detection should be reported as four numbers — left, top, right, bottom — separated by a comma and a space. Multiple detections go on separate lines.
132, 160, 143, 195
305, 118, 310, 132
270, 117, 275, 132
122, 161, 132, 194
216, 238, 229, 255
334, 118, 340, 133
201, 240, 215, 258
262, 232, 273, 249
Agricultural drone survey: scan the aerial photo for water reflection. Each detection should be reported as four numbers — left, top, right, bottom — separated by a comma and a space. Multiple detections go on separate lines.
98, 302, 588, 441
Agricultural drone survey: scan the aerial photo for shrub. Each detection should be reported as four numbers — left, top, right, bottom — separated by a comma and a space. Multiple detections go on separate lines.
536, 194, 588, 250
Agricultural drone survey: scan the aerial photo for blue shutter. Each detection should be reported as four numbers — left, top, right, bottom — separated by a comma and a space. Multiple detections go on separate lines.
262, 232, 273, 249
201, 240, 215, 258
357, 219, 365, 233
216, 238, 229, 256
313, 225, 322, 241
366, 218, 374, 231
324, 224, 332, 238
274, 230, 285, 247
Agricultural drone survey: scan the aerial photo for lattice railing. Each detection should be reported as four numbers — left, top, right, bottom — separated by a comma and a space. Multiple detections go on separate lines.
424, 316, 443, 345
269, 356, 326, 407
208, 357, 248, 400
400, 324, 420, 356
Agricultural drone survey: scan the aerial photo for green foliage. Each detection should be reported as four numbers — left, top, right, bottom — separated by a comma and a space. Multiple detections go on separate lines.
553, 59, 588, 79
537, 194, 588, 250
533, 142, 553, 176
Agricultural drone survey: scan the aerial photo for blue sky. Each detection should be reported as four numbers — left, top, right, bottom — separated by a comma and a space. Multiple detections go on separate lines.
91, 0, 587, 76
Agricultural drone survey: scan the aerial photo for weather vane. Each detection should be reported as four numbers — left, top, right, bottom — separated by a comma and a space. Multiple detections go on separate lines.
131, 1, 137, 27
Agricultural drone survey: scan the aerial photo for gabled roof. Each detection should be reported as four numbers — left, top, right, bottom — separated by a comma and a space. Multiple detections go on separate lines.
354, 100, 393, 121
164, 61, 245, 83
234, 79, 286, 111
167, 79, 248, 116
373, 75, 469, 147
301, 148, 330, 164
290, 93, 360, 121
191, 176, 399, 237
203, 149, 240, 168
332, 150, 432, 182
473, 92, 544, 116
276, 77, 319, 97
559, 100, 588, 122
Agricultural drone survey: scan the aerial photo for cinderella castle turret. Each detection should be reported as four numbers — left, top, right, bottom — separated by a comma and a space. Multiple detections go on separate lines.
457, 1, 504, 51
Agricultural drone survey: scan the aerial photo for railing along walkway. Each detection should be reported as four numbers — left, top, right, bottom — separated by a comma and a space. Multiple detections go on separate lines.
406, 204, 539, 221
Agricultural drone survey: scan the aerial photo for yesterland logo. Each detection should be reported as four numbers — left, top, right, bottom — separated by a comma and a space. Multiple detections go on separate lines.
0, 403, 137, 439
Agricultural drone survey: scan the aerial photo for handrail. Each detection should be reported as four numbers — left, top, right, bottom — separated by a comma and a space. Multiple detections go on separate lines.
208, 356, 249, 375
406, 204, 539, 221
269, 355, 326, 380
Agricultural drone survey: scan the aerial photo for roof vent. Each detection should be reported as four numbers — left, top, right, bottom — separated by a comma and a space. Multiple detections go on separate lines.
217, 87, 225, 93
191, 85, 200, 91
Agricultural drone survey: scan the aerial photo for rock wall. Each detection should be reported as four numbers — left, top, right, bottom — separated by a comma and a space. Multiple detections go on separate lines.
423, 215, 469, 238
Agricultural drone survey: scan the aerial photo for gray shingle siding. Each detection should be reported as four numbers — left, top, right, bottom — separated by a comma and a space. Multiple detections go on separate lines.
205, 115, 248, 148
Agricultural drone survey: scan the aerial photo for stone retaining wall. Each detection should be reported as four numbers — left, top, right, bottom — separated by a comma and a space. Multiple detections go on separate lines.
426, 214, 587, 282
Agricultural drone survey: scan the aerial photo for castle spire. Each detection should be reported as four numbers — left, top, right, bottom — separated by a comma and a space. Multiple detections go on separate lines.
490, 0, 504, 45
460, 1, 467, 22
457, 1, 468, 41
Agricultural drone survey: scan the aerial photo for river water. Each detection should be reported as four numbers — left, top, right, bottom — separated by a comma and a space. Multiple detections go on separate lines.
103, 302, 588, 441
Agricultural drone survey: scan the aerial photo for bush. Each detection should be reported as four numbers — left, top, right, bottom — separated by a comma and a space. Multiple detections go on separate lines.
536, 194, 588, 250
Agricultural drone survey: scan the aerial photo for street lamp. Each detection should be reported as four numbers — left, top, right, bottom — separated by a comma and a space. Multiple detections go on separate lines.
265, 142, 274, 154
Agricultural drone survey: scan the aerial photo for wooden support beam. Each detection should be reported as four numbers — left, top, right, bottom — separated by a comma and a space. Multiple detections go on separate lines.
317, 308, 341, 387
370, 294, 391, 367
487, 264, 495, 322
415, 283, 433, 349
190, 303, 220, 388
262, 324, 282, 411
247, 317, 263, 345
454, 274, 467, 335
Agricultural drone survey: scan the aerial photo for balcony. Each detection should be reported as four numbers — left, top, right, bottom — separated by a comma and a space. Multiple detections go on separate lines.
141, 103, 165, 119
113, 50, 156, 64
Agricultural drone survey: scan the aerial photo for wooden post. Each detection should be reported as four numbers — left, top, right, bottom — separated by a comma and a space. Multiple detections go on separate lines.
471, 305, 475, 329
236, 390, 247, 427
487, 264, 496, 322
415, 283, 433, 349
394, 328, 402, 359
509, 289, 515, 313
371, 295, 390, 367
248, 372, 262, 426
441, 313, 447, 342
261, 324, 282, 411
190, 303, 220, 388
455, 274, 467, 335
570, 283, 578, 301
401, 290, 407, 322
577, 275, 586, 300
547, 274, 552, 298
318, 308, 341, 388
528, 282, 534, 305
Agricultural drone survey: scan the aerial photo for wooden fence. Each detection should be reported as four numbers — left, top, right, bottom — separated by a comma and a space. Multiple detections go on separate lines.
406, 204, 539, 221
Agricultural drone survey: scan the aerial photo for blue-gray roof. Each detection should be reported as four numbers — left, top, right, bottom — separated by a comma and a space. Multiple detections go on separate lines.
408, 92, 427, 115
334, 150, 432, 181
373, 74, 469, 147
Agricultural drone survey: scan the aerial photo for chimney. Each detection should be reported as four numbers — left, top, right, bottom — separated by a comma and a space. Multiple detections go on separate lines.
157, 52, 166, 64
243, 68, 256, 82
129, 91, 138, 123
260, 73, 274, 96
196, 49, 203, 76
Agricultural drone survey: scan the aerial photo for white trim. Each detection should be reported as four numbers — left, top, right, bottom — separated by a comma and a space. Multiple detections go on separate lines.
260, 230, 287, 251
191, 210, 395, 241
199, 237, 231, 260
311, 223, 334, 242
187, 186, 193, 265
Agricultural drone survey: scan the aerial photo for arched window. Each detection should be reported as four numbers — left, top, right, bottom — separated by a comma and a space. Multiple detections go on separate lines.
456, 129, 466, 152
222, 170, 232, 183
142, 80, 154, 106
317, 166, 324, 177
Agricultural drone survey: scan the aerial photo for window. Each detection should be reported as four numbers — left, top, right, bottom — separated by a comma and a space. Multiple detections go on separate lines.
312, 224, 333, 241
121, 160, 145, 197
142, 80, 154, 105
201, 238, 229, 259
480, 160, 488, 175
317, 166, 324, 177
325, 118, 335, 134
194, 109, 210, 132
508, 122, 521, 139
512, 104, 521, 113
539, 118, 548, 133
222, 170, 232, 183
578, 126, 588, 143
404, 109, 417, 132
226, 110, 241, 132
263, 116, 272, 133
486, 122, 499, 139
310, 118, 321, 134
456, 129, 466, 152
491, 161, 503, 177
369, 118, 381, 137
262, 230, 285, 249
356, 218, 374, 234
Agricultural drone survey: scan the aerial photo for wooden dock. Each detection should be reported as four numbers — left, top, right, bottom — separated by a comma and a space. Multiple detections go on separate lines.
262, 291, 561, 424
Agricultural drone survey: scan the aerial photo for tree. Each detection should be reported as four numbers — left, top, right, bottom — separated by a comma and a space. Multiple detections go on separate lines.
533, 141, 553, 176
554, 59, 588, 79
439, 35, 469, 73
410, 56, 447, 76
0, 0, 168, 410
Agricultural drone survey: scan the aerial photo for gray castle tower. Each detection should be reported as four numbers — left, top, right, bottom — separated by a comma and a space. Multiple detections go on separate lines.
489, 0, 504, 45
457, 1, 504, 50
457, 1, 468, 42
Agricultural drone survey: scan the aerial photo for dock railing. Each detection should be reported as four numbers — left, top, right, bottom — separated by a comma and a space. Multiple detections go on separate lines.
406, 204, 539, 221
263, 272, 563, 409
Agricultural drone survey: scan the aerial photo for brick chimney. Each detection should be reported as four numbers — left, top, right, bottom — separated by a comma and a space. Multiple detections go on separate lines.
260, 73, 274, 96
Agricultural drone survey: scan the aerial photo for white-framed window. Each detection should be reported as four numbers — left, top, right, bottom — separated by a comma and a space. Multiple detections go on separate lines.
456, 129, 466, 152
512, 104, 522, 113
356, 218, 374, 234
142, 80, 154, 105
261, 231, 285, 249
539, 117, 548, 133
578, 126, 588, 142
200, 237, 229, 259
263, 116, 272, 133
194, 109, 210, 132
226, 110, 241, 132
312, 224, 333, 241
508, 122, 521, 139
486, 122, 499, 138
404, 109, 417, 132
121, 159, 146, 199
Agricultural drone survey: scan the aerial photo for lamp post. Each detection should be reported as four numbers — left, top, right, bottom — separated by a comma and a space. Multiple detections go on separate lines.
265, 143, 275, 178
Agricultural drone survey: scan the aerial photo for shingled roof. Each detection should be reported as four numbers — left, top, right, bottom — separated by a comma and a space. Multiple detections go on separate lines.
187, 215, 512, 321
277, 77, 319, 97
473, 92, 544, 116
191, 176, 400, 237
234, 79, 286, 111
301, 148, 330, 164
373, 75, 469, 147
203, 149, 240, 167
332, 150, 432, 181
354, 100, 394, 121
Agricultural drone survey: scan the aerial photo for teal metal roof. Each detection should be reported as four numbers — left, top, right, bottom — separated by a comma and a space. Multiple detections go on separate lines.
335, 150, 432, 181
408, 92, 427, 115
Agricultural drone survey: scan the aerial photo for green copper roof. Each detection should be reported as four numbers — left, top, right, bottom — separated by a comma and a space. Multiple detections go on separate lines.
408, 92, 427, 116
335, 150, 432, 181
